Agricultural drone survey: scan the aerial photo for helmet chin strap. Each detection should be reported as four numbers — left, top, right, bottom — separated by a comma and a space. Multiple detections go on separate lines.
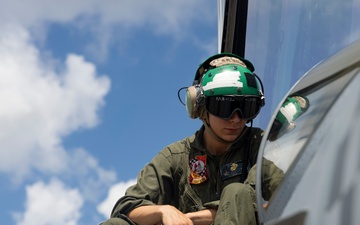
203, 117, 232, 144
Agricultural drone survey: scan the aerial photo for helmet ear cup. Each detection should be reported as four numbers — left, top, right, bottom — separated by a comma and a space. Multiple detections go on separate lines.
186, 86, 204, 119
185, 86, 198, 118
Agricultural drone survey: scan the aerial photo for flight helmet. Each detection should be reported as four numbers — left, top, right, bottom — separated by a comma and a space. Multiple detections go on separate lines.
185, 52, 265, 121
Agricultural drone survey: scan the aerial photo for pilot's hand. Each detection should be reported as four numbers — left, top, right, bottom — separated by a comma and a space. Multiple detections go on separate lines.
159, 205, 193, 225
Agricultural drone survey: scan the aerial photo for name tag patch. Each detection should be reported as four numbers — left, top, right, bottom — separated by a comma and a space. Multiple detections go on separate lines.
220, 161, 249, 181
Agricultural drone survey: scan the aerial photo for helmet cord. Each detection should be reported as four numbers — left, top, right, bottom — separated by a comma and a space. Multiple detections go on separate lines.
177, 87, 188, 106
241, 120, 253, 182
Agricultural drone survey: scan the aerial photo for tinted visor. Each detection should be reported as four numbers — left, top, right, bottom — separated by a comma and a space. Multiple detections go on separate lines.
205, 96, 261, 120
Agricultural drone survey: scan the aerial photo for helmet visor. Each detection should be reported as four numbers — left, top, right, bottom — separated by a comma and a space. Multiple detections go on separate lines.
205, 96, 261, 120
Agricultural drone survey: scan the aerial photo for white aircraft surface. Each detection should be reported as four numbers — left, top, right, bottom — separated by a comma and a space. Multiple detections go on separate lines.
256, 38, 360, 225
218, 0, 360, 224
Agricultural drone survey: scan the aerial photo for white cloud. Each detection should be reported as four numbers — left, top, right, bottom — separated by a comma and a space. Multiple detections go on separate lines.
14, 178, 83, 225
67, 148, 117, 203
0, 0, 215, 62
0, 1, 216, 224
0, 0, 212, 32
0, 24, 111, 183
97, 179, 137, 219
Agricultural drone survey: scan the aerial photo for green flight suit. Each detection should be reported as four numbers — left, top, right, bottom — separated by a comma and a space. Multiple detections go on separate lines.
100, 126, 263, 225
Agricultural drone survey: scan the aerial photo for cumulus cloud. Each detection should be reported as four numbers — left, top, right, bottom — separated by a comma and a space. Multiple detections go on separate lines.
14, 178, 83, 225
0, 0, 211, 32
67, 148, 117, 203
97, 179, 137, 218
0, 0, 214, 62
0, 0, 215, 182
0, 0, 216, 224
0, 24, 111, 183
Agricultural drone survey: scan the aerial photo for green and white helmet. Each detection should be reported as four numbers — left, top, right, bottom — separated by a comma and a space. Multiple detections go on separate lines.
186, 52, 265, 119
200, 61, 261, 97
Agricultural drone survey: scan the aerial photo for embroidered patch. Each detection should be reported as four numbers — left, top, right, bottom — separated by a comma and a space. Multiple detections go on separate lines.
220, 161, 250, 181
189, 155, 209, 184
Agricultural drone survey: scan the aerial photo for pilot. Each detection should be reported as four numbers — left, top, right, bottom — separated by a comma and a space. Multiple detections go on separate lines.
100, 53, 266, 225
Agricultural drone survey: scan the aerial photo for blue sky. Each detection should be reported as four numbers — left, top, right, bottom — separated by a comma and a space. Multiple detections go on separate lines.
0, 1, 220, 224
2, 0, 360, 224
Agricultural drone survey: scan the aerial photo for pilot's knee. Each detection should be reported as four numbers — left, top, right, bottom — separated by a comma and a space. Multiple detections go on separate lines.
222, 183, 255, 202
223, 183, 247, 194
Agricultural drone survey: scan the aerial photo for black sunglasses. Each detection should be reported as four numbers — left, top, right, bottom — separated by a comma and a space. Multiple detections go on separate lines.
205, 95, 262, 120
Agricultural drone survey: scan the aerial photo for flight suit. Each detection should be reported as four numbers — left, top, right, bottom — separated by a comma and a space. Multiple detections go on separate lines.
100, 126, 263, 225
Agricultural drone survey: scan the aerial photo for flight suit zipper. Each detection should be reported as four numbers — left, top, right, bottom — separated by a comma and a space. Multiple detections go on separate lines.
215, 147, 232, 198
185, 185, 202, 211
